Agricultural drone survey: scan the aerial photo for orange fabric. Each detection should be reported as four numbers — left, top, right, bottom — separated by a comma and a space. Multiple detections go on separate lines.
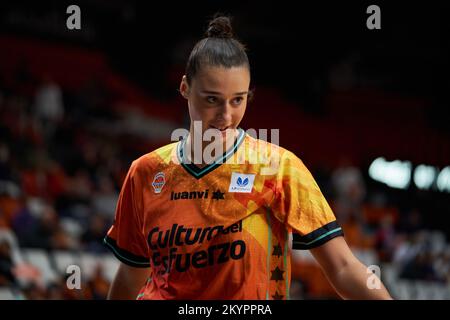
106, 131, 340, 300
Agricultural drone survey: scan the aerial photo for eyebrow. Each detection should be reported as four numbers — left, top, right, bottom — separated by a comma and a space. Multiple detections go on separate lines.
201, 90, 248, 96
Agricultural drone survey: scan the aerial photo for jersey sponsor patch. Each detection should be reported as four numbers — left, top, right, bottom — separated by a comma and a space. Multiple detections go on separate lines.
228, 172, 255, 193
152, 172, 166, 194
147, 221, 245, 274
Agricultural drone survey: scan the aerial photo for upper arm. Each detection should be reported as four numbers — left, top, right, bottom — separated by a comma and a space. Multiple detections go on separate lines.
309, 236, 358, 276
108, 262, 152, 300
309, 236, 393, 300
117, 262, 152, 283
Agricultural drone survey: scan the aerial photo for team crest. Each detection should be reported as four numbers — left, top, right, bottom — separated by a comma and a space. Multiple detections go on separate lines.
152, 172, 166, 194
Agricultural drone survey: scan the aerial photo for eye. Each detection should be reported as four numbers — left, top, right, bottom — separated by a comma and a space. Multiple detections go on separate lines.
232, 97, 244, 105
206, 96, 218, 104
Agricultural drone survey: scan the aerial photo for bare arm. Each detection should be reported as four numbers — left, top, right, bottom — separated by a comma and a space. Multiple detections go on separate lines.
310, 236, 392, 300
107, 262, 152, 300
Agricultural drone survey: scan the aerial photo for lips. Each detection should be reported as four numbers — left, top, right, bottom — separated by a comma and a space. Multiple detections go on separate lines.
209, 125, 230, 131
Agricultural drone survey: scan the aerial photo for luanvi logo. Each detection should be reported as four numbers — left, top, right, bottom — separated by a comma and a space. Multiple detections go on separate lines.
170, 189, 225, 200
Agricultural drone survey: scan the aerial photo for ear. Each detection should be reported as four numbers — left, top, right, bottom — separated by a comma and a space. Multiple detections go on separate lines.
179, 75, 190, 99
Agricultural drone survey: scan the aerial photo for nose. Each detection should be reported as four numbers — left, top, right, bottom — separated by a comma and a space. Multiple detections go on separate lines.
216, 101, 233, 123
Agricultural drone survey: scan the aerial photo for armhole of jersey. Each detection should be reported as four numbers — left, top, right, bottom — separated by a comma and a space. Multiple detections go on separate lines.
292, 220, 344, 250
104, 236, 151, 268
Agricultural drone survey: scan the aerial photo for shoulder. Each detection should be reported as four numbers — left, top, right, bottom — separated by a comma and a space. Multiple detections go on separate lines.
128, 141, 179, 176
244, 133, 303, 165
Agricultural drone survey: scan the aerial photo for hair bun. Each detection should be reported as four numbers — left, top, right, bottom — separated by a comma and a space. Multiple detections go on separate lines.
206, 16, 233, 39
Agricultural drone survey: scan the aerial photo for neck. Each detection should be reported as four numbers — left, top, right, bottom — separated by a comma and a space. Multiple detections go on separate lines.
184, 128, 239, 167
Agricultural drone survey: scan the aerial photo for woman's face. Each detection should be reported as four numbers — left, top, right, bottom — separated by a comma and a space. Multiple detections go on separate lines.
180, 65, 250, 138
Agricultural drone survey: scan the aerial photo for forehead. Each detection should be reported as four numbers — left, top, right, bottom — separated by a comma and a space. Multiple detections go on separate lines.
192, 66, 250, 93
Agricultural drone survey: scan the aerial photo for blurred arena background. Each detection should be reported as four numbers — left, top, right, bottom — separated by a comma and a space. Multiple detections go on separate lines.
1, 0, 450, 300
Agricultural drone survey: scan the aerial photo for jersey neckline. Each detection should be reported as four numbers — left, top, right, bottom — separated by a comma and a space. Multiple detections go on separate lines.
176, 128, 246, 179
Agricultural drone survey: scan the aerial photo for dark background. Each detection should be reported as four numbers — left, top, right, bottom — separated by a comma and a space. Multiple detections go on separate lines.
2, 1, 449, 109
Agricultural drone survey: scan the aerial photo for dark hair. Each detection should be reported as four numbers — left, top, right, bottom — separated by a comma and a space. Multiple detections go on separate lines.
185, 15, 250, 85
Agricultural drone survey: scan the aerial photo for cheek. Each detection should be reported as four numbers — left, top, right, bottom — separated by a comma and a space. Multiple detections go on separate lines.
188, 99, 213, 121
233, 104, 247, 122
187, 102, 198, 120
188, 97, 202, 117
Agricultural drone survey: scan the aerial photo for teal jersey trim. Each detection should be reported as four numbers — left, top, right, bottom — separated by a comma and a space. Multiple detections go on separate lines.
177, 128, 245, 179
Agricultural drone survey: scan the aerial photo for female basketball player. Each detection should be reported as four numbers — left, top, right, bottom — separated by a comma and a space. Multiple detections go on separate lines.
104, 15, 392, 300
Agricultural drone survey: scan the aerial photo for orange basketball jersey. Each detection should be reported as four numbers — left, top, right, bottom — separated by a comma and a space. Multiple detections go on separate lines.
104, 128, 343, 299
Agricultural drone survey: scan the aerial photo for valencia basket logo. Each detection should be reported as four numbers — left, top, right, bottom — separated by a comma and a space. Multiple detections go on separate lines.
152, 172, 166, 194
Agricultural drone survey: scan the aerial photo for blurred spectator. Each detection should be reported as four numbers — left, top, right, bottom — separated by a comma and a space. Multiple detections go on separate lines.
81, 214, 109, 253
0, 142, 13, 182
46, 281, 65, 300
20, 148, 52, 200
400, 250, 441, 282
393, 231, 427, 269
86, 263, 110, 299
398, 208, 423, 235
33, 75, 64, 141
91, 173, 119, 223
13, 202, 76, 250
374, 214, 397, 262
434, 248, 450, 284
59, 274, 86, 300
67, 169, 94, 202
11, 197, 39, 246
331, 156, 367, 226
0, 239, 18, 287
21, 283, 47, 300
48, 276, 88, 300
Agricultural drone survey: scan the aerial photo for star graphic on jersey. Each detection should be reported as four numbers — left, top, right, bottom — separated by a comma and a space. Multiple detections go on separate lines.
212, 190, 225, 200
270, 266, 285, 282
272, 244, 282, 258
272, 291, 284, 300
